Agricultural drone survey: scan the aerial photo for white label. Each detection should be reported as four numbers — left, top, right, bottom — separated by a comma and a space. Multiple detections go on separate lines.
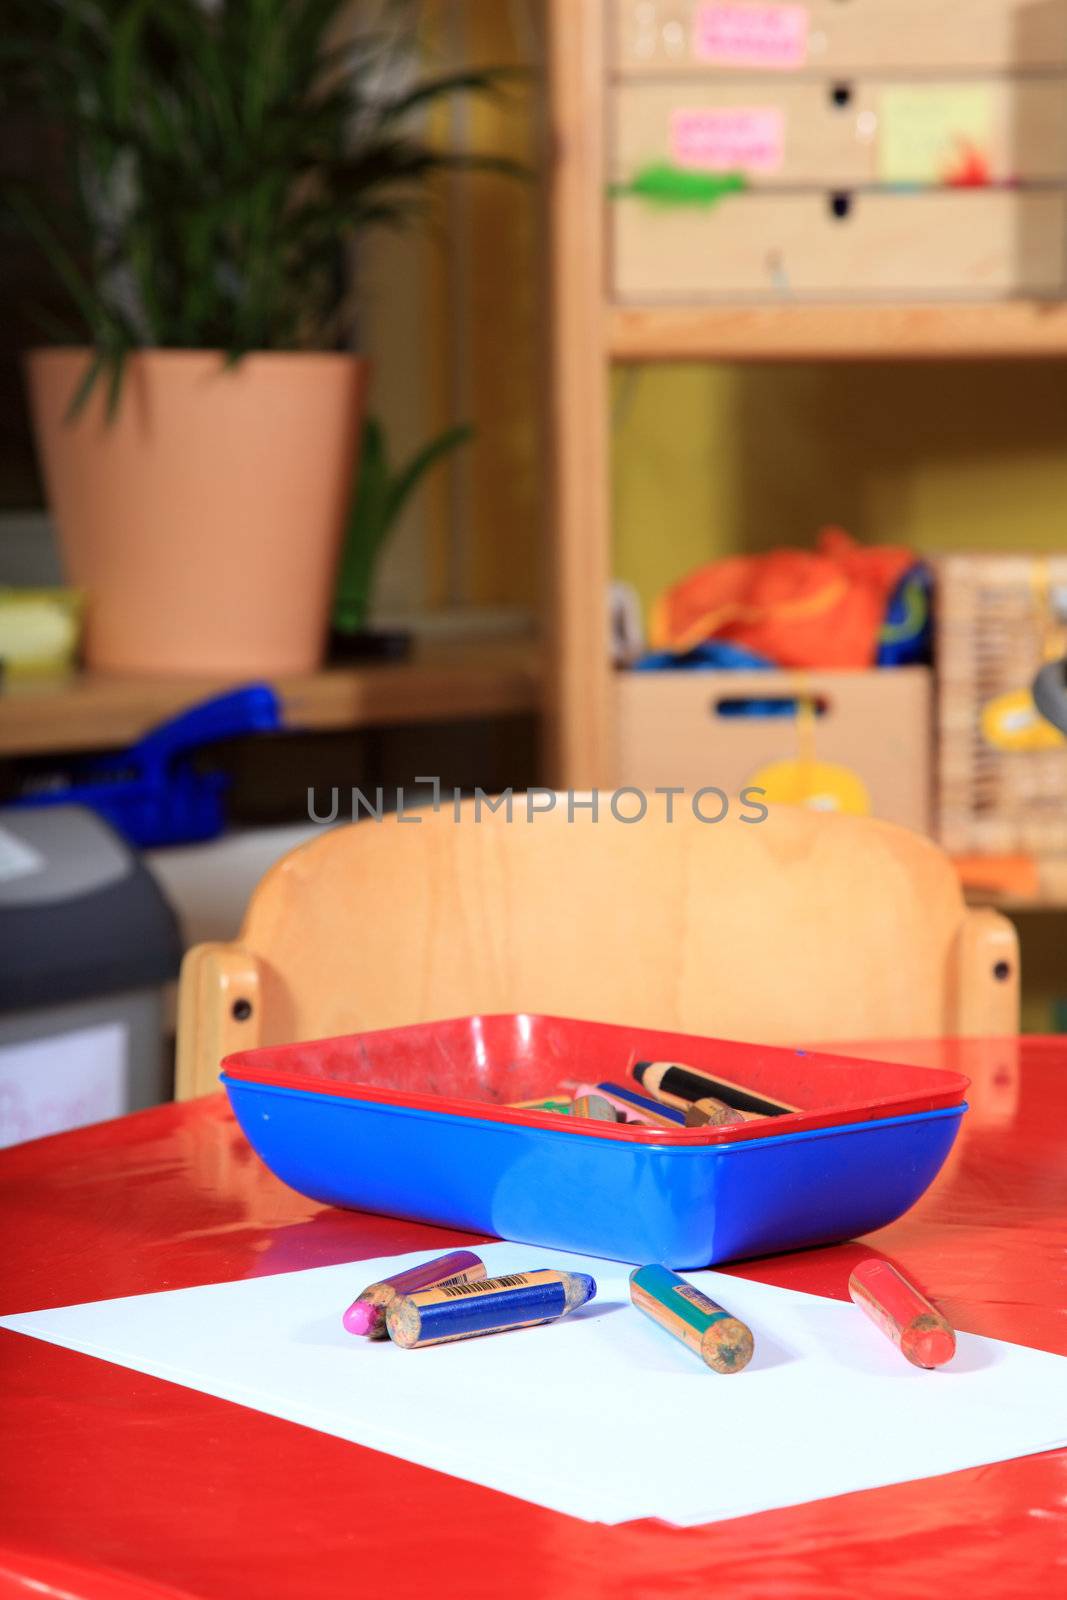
0, 1023, 128, 1149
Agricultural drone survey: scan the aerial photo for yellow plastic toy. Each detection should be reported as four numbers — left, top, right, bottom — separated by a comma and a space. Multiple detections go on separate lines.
0, 588, 82, 680
980, 688, 1066, 753
746, 696, 871, 817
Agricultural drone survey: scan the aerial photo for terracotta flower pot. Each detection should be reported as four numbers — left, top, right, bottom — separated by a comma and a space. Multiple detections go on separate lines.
26, 348, 367, 676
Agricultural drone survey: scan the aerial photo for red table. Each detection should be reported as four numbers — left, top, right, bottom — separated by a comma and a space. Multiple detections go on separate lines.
1, 1037, 1065, 1600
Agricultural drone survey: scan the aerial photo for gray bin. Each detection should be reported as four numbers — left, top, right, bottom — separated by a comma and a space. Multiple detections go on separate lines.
0, 806, 181, 1148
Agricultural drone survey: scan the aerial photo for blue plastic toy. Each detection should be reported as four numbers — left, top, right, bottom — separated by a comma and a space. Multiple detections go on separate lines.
14, 685, 282, 848
877, 562, 933, 667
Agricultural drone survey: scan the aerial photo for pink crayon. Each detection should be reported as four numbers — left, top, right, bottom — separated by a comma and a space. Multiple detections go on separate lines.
343, 1250, 486, 1338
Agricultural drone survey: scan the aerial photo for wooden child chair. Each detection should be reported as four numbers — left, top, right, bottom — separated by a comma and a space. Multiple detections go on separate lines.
176, 800, 1019, 1099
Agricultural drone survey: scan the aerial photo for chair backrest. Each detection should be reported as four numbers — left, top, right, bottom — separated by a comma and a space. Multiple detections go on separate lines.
176, 800, 1019, 1098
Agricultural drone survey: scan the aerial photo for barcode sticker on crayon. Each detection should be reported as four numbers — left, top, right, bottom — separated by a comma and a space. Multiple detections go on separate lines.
674, 1284, 723, 1315
437, 1273, 530, 1299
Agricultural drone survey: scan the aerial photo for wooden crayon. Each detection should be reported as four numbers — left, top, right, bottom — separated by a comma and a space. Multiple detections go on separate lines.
590, 1082, 688, 1127
507, 1098, 573, 1114
342, 1250, 486, 1339
849, 1259, 957, 1369
684, 1097, 749, 1128
571, 1092, 620, 1122
386, 1267, 596, 1349
630, 1264, 755, 1374
572, 1082, 650, 1125
633, 1060, 799, 1117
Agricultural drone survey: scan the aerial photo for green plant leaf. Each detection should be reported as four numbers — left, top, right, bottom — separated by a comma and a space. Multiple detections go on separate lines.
64, 351, 106, 420
6, 0, 526, 411
379, 65, 528, 123
332, 416, 473, 634
383, 422, 474, 529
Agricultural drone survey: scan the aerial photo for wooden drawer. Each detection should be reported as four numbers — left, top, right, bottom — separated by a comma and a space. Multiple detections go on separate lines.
615, 669, 932, 834
613, 79, 1067, 187
610, 0, 1067, 76
611, 189, 1067, 300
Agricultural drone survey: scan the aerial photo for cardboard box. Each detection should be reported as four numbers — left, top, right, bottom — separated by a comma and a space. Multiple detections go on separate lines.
610, 0, 1067, 77
615, 667, 932, 834
611, 188, 1067, 301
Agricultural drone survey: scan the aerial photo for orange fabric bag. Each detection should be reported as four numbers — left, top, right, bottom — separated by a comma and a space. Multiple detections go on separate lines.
649, 528, 915, 669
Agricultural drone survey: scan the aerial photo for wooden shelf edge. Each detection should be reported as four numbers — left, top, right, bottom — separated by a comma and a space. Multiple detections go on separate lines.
0, 640, 543, 756
608, 301, 1067, 363
965, 890, 1067, 913
959, 853, 1067, 913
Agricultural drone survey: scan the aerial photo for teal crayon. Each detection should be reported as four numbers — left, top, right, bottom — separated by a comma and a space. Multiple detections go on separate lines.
630, 1264, 754, 1374
386, 1268, 596, 1349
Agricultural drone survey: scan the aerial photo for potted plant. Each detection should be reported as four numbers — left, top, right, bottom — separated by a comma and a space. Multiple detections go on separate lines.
7, 0, 513, 676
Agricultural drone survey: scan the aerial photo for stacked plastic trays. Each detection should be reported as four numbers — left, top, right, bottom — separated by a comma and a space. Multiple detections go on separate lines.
221, 1014, 968, 1269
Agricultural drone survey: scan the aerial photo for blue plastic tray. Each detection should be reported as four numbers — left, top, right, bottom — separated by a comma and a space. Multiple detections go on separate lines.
221, 1015, 966, 1268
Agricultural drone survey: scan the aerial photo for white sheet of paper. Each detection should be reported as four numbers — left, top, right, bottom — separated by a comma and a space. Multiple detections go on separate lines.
3, 1242, 1064, 1527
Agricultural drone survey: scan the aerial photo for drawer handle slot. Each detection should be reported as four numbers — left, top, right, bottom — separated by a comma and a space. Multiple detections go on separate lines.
830, 83, 853, 109
829, 191, 853, 220
713, 696, 831, 720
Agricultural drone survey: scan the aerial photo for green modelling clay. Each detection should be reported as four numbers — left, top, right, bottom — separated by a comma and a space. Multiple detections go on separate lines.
609, 163, 747, 207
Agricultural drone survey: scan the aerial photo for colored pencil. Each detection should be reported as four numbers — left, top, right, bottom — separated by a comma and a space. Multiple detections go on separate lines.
633, 1060, 798, 1116
571, 1092, 620, 1122
593, 1082, 688, 1127
342, 1250, 486, 1339
387, 1268, 596, 1349
683, 1097, 748, 1128
630, 1264, 755, 1374
849, 1259, 956, 1369
507, 1098, 573, 1113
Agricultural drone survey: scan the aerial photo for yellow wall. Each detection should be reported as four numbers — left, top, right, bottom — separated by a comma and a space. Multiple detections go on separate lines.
614, 361, 1067, 616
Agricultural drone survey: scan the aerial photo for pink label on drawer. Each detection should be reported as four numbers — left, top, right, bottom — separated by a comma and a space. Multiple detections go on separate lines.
693, 3, 809, 69
671, 106, 784, 173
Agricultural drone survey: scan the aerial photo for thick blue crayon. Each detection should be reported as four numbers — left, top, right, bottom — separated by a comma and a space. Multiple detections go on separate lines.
385, 1268, 596, 1348
596, 1082, 688, 1127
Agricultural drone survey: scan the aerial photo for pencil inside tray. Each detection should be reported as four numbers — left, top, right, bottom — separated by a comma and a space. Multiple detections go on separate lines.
222, 1012, 969, 1145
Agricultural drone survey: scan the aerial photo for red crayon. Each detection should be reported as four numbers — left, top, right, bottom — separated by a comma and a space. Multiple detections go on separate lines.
849, 1259, 956, 1369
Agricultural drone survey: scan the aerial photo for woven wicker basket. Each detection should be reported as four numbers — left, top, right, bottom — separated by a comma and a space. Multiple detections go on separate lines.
937, 554, 1067, 854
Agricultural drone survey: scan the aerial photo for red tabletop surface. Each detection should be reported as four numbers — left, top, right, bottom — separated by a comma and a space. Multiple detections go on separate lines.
1, 1036, 1065, 1600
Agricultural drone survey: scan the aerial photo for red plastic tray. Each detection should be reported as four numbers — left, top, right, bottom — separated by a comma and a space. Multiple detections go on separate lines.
223, 1013, 969, 1145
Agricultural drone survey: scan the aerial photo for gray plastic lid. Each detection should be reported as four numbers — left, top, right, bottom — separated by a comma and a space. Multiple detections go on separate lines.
0, 806, 182, 1011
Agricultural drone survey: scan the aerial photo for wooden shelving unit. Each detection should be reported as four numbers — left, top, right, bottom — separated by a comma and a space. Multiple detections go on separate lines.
609, 302, 1067, 364
544, 2, 1067, 789
962, 857, 1067, 914
0, 638, 541, 756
